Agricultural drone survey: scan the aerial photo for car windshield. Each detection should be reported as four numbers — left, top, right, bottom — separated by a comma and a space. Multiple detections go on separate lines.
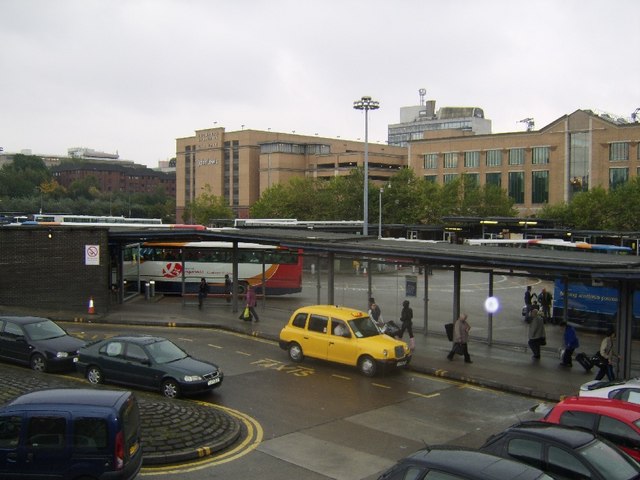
578, 439, 640, 480
146, 339, 188, 364
348, 316, 381, 338
22, 320, 67, 341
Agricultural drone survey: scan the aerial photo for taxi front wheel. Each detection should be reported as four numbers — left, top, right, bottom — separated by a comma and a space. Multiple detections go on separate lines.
358, 355, 377, 377
288, 342, 304, 362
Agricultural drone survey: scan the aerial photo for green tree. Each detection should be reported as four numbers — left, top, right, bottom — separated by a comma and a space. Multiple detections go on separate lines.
567, 188, 611, 229
0, 154, 51, 197
183, 185, 233, 225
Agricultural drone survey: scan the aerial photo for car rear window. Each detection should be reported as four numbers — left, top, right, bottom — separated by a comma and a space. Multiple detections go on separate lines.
74, 417, 108, 449
558, 410, 596, 430
291, 313, 307, 328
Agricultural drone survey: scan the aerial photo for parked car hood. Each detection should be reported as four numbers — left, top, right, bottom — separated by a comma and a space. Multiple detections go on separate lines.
35, 335, 85, 352
162, 356, 218, 375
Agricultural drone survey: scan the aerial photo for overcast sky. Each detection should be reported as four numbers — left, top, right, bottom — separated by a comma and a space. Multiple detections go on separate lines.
1, 0, 638, 167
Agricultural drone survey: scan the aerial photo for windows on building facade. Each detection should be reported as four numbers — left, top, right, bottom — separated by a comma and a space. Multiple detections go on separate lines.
532, 170, 549, 204
532, 146, 550, 165
486, 149, 502, 167
509, 148, 525, 165
464, 151, 480, 168
443, 173, 458, 183
609, 167, 628, 190
610, 142, 629, 161
508, 171, 524, 204
486, 172, 501, 187
423, 153, 438, 169
444, 152, 458, 169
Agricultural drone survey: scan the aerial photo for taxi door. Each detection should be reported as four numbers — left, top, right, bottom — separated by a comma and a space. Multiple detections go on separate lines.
327, 319, 358, 366
301, 314, 330, 360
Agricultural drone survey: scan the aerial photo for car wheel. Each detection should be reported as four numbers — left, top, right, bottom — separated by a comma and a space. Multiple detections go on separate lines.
288, 342, 304, 362
86, 366, 104, 384
358, 355, 377, 377
30, 353, 47, 372
162, 379, 180, 398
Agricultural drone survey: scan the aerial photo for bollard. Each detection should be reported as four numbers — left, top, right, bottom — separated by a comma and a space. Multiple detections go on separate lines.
145, 282, 150, 300
311, 264, 315, 275
149, 280, 155, 297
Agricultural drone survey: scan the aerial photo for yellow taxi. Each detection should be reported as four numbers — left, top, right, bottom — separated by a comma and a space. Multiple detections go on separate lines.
278, 305, 412, 376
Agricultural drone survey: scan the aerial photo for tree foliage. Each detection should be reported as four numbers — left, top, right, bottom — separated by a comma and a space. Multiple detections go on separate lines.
182, 184, 233, 224
250, 169, 517, 224
0, 155, 176, 222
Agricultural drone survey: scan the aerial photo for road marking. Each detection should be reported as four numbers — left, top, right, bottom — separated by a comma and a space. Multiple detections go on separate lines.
372, 383, 391, 389
140, 403, 263, 476
178, 337, 193, 342
235, 351, 252, 356
408, 391, 440, 399
207, 344, 223, 349
332, 374, 351, 380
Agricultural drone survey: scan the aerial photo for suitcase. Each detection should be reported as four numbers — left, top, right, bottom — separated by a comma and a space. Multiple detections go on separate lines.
383, 320, 401, 338
576, 352, 593, 372
445, 323, 454, 342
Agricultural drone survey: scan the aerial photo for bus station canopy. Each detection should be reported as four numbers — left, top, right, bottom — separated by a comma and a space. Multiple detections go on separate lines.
108, 227, 640, 281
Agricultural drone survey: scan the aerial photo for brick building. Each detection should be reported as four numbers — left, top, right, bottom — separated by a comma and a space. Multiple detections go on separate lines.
408, 109, 640, 215
51, 162, 175, 196
176, 128, 406, 221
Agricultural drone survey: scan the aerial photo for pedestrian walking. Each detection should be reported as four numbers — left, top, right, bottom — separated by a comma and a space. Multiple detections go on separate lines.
224, 274, 232, 303
560, 324, 579, 367
524, 285, 537, 316
538, 288, 553, 323
198, 278, 208, 309
245, 285, 259, 322
527, 309, 546, 359
398, 300, 415, 350
447, 313, 472, 363
368, 297, 383, 327
595, 328, 618, 381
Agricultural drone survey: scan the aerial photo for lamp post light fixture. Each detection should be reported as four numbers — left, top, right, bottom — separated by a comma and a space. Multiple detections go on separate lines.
353, 95, 379, 236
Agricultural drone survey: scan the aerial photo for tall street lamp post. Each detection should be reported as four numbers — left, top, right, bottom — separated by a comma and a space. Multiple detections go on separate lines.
353, 95, 379, 236
378, 187, 384, 239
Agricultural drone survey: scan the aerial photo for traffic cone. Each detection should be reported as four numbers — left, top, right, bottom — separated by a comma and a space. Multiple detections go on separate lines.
88, 297, 95, 314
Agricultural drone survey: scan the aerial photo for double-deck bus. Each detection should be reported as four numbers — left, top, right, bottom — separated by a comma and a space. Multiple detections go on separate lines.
125, 241, 303, 296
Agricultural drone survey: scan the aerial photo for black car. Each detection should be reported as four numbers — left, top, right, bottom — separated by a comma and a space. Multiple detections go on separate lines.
480, 421, 640, 480
377, 445, 553, 480
0, 315, 85, 372
77, 335, 223, 398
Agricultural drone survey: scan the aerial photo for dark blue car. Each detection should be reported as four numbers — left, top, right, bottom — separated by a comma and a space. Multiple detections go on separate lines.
0, 316, 85, 372
77, 335, 223, 398
0, 388, 142, 480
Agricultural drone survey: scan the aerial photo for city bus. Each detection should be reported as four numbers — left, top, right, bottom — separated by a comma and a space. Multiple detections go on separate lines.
124, 241, 303, 296
553, 278, 640, 335
466, 238, 633, 254
33, 214, 164, 225
467, 237, 636, 332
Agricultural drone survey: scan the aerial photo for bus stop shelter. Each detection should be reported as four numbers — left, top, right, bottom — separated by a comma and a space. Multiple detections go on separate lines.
108, 227, 640, 379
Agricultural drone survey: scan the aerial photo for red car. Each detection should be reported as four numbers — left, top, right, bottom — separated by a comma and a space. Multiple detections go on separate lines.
543, 396, 640, 461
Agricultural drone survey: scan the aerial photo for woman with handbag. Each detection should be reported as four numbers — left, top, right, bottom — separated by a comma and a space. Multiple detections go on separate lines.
447, 313, 472, 363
